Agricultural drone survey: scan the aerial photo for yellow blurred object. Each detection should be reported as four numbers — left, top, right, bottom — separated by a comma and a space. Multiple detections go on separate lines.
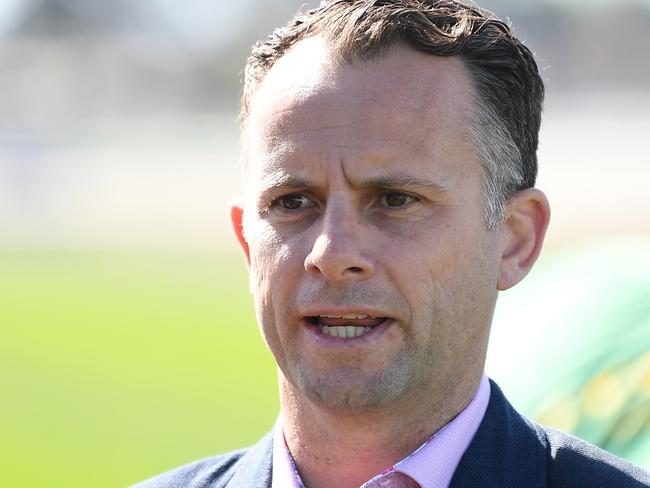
538, 394, 581, 433
582, 373, 626, 420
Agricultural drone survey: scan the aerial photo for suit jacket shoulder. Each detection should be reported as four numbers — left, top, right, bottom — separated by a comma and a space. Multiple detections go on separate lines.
450, 380, 650, 488
129, 431, 273, 488
543, 426, 650, 487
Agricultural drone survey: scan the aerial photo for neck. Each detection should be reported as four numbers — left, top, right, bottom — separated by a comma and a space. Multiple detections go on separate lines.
279, 373, 482, 488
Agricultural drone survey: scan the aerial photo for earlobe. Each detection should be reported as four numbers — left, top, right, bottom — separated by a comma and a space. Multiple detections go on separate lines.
497, 188, 551, 291
230, 201, 251, 266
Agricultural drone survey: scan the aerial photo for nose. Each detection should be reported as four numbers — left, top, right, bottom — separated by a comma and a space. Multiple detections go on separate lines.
304, 209, 374, 282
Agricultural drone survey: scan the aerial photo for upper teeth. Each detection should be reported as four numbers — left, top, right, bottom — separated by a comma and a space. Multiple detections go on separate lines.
320, 325, 372, 338
318, 313, 373, 319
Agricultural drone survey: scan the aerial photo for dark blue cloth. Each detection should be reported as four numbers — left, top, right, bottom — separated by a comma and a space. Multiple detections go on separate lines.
131, 380, 650, 488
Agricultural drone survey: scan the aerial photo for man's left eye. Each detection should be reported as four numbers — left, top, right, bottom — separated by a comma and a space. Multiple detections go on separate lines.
381, 192, 416, 208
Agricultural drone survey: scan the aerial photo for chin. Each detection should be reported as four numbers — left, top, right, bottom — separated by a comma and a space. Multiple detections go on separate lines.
287, 358, 416, 412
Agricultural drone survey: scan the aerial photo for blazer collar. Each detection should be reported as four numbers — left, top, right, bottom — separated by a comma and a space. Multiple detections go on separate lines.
450, 379, 548, 488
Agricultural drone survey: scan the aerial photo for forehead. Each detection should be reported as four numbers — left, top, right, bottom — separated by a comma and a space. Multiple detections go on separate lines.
243, 36, 476, 184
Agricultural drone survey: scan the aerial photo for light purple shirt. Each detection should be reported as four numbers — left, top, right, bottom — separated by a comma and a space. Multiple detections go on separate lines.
272, 374, 491, 488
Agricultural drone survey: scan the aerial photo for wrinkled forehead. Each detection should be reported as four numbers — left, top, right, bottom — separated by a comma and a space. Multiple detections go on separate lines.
241, 36, 475, 179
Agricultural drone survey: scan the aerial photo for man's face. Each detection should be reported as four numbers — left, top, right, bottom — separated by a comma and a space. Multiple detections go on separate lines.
235, 38, 504, 413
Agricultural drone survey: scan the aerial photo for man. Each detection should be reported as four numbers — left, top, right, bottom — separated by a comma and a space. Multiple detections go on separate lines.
135, 1, 650, 486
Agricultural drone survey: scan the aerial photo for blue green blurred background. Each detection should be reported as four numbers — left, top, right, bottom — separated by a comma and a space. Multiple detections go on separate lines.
1, 1, 649, 486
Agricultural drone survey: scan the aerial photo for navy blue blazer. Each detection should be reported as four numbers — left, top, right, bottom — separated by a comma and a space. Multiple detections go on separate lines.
132, 381, 650, 487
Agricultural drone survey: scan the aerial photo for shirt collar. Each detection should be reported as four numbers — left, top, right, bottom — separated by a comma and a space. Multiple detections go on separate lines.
272, 374, 491, 488
388, 374, 490, 488
272, 413, 303, 488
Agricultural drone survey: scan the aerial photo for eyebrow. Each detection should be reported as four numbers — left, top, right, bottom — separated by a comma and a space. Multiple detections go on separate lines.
355, 173, 448, 194
257, 173, 309, 192
257, 171, 448, 195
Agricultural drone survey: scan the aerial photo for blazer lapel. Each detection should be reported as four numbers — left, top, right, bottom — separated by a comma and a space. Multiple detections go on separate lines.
449, 380, 548, 488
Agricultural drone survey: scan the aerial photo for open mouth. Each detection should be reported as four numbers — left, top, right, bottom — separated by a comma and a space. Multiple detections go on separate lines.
305, 314, 389, 339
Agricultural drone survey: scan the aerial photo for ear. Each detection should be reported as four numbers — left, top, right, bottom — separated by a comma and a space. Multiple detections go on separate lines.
497, 188, 550, 291
229, 199, 250, 266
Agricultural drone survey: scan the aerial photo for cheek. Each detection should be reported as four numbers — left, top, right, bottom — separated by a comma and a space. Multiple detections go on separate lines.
377, 218, 496, 320
375, 219, 452, 285
248, 218, 290, 267
247, 221, 308, 311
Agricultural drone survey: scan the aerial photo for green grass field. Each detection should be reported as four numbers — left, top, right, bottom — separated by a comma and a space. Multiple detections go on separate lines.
0, 249, 278, 487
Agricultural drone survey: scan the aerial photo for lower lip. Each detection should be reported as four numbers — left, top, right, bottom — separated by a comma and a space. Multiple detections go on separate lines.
301, 318, 393, 346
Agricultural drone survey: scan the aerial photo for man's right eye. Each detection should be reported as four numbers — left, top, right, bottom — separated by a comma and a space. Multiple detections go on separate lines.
275, 194, 314, 210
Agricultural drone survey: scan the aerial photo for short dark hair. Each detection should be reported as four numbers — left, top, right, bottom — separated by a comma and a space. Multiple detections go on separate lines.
241, 0, 544, 229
